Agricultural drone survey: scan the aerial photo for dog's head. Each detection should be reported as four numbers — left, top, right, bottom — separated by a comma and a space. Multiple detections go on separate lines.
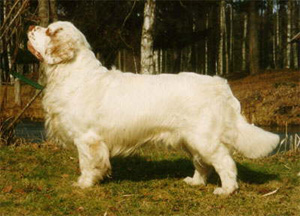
27, 21, 90, 65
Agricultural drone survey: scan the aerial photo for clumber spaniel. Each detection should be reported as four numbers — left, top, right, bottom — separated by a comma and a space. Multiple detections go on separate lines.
27, 21, 279, 195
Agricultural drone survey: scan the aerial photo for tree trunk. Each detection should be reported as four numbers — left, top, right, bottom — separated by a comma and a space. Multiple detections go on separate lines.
204, 12, 209, 75
292, 1, 299, 69
49, 0, 58, 22
14, 64, 22, 106
218, 0, 225, 75
242, 13, 248, 71
159, 49, 163, 73
267, 0, 274, 68
285, 0, 292, 68
37, 0, 50, 85
153, 49, 159, 74
140, 0, 156, 74
272, 0, 277, 68
248, 0, 260, 75
224, 5, 229, 75
0, 0, 3, 87
229, 3, 233, 71
275, 0, 280, 69
38, 0, 49, 27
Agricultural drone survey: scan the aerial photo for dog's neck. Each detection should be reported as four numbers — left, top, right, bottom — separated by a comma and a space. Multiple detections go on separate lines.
43, 48, 108, 87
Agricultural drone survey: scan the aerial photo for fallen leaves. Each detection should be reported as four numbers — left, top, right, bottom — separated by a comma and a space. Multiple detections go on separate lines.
2, 185, 13, 193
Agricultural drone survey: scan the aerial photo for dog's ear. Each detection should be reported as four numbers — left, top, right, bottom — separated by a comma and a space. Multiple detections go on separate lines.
44, 28, 76, 65
44, 40, 75, 65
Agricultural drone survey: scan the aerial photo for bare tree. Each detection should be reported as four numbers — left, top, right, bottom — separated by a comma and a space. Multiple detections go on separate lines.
0, 0, 29, 106
285, 0, 292, 68
292, 1, 299, 69
204, 12, 209, 75
50, 0, 58, 22
217, 0, 225, 75
266, 0, 274, 68
38, 0, 49, 27
224, 3, 229, 75
275, 0, 281, 69
242, 13, 248, 71
248, 0, 260, 74
229, 3, 233, 70
140, 0, 156, 74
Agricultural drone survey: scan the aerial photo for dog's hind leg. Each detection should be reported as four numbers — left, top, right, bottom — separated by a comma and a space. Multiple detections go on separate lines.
202, 144, 238, 195
74, 132, 111, 188
184, 131, 238, 195
184, 157, 212, 186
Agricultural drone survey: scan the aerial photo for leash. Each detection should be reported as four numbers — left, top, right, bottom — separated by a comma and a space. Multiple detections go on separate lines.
10, 71, 44, 90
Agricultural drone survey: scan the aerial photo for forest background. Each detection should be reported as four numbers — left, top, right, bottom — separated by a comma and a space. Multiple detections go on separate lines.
0, 1, 299, 215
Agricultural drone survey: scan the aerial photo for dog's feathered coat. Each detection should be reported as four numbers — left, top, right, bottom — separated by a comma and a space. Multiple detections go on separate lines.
27, 21, 279, 195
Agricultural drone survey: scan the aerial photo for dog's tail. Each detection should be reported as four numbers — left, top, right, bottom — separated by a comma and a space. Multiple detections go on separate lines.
230, 116, 279, 159
218, 78, 279, 159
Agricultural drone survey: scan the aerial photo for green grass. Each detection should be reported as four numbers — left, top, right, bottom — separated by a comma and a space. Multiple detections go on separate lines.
0, 143, 299, 216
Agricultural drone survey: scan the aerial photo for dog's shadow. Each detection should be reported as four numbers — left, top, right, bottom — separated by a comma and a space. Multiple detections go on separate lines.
236, 163, 278, 184
104, 156, 278, 185
107, 156, 193, 183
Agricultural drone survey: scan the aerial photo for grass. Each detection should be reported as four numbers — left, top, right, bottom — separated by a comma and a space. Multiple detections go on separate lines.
0, 142, 299, 216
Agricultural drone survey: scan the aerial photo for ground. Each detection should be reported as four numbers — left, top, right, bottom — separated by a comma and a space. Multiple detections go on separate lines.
229, 70, 300, 126
0, 143, 299, 216
0, 70, 299, 126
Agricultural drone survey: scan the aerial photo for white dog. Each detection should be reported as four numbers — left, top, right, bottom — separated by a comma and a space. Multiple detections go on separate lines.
27, 21, 279, 195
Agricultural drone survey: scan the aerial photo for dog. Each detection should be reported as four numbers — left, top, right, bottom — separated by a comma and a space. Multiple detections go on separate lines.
27, 21, 279, 195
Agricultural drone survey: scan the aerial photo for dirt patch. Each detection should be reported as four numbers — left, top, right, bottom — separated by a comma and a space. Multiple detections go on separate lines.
0, 70, 299, 126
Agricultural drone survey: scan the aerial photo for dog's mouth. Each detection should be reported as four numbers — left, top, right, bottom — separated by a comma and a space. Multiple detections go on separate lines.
27, 41, 44, 62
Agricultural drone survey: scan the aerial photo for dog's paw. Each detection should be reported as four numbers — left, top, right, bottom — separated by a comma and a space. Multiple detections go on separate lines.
72, 181, 91, 189
213, 186, 237, 195
213, 187, 228, 195
183, 176, 205, 186
73, 176, 94, 189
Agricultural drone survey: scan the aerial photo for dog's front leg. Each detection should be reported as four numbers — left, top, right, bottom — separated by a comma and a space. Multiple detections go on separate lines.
73, 133, 111, 188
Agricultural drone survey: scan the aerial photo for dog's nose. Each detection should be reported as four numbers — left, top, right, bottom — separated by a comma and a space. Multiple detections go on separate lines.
28, 25, 35, 32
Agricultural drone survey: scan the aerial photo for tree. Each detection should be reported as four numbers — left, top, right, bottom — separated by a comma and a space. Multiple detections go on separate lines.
285, 0, 292, 68
274, 0, 281, 69
228, 2, 233, 71
38, 0, 49, 27
38, 0, 58, 26
266, 0, 274, 68
140, 0, 156, 74
204, 12, 209, 75
217, 0, 225, 75
242, 13, 248, 71
248, 0, 259, 74
50, 0, 58, 22
292, 1, 299, 69
0, 0, 30, 106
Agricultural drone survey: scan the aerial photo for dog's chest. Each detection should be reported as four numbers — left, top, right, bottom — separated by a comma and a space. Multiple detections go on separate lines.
43, 86, 80, 140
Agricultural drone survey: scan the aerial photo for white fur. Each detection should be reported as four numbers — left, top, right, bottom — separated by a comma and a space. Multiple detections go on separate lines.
27, 21, 280, 195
